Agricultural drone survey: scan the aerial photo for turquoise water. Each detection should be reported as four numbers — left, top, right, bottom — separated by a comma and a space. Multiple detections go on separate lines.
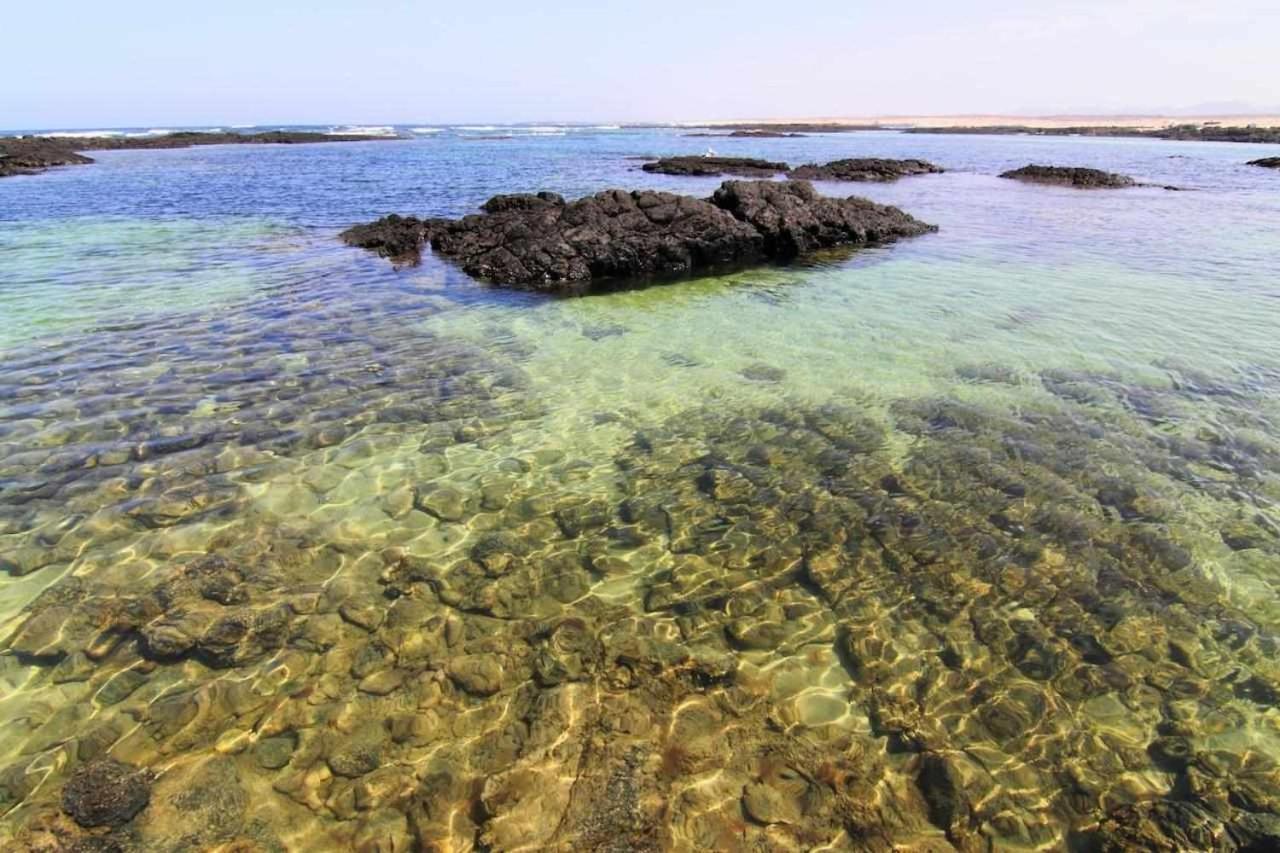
1, 128, 1279, 850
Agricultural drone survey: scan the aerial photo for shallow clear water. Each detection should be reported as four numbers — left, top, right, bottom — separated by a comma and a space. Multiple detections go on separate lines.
2, 128, 1279, 851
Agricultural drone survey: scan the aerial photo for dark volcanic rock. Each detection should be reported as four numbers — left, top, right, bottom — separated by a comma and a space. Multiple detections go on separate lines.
1248, 157, 1280, 169
61, 759, 152, 827
788, 158, 944, 182
716, 123, 880, 134
50, 130, 394, 151
339, 214, 429, 263
0, 138, 94, 178
641, 156, 789, 177
1, 130, 395, 179
344, 180, 935, 291
685, 130, 807, 138
999, 165, 1136, 188
425, 188, 762, 288
710, 179, 936, 258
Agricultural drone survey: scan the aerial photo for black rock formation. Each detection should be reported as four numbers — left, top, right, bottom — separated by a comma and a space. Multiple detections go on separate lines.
342, 180, 935, 292
640, 156, 789, 177
999, 165, 1137, 188
789, 158, 944, 182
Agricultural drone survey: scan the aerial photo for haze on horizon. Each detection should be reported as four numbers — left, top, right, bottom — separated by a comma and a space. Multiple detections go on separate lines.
4, 0, 1278, 130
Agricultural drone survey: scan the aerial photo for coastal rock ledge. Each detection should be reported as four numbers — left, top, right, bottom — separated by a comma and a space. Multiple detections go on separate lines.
789, 157, 944, 182
342, 180, 936, 292
999, 164, 1136, 188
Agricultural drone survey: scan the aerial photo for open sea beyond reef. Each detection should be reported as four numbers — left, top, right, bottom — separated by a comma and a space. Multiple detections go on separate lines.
2, 126, 1280, 851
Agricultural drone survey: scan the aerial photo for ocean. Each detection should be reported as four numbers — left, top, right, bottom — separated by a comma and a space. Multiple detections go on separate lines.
2, 125, 1279, 850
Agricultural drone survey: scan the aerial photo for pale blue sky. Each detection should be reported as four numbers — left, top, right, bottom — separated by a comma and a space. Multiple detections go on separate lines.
4, 0, 1278, 129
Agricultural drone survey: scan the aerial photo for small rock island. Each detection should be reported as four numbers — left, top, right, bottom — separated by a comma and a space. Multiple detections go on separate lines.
640, 156, 945, 183
1248, 157, 1280, 169
789, 158, 944, 182
999, 165, 1136, 188
641, 156, 789, 177
343, 180, 936, 293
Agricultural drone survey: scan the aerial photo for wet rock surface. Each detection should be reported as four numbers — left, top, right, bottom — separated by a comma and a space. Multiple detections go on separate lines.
999, 164, 1138, 188
61, 759, 151, 827
335, 213, 428, 264
789, 157, 944, 182
641, 155, 790, 176
1248, 157, 1280, 169
344, 180, 935, 291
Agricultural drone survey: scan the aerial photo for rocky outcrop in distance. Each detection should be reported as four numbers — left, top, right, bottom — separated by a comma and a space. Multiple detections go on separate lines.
0, 138, 95, 177
695, 122, 883, 134
684, 130, 808, 138
907, 123, 1280, 144
0, 130, 397, 178
789, 157, 944, 182
342, 180, 936, 292
641, 156, 789, 177
1248, 157, 1280, 169
999, 165, 1137, 188
642, 155, 945, 183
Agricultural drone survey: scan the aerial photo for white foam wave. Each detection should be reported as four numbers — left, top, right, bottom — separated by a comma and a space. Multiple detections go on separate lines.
327, 125, 399, 137
124, 128, 177, 137
410, 127, 444, 134
46, 130, 125, 138
588, 124, 622, 130
456, 125, 498, 131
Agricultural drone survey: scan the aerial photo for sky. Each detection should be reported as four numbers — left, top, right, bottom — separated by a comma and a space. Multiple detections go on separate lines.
3, 0, 1279, 129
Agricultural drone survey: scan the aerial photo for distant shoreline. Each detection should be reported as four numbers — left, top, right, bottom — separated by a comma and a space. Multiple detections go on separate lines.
678, 115, 1280, 145
0, 130, 396, 179
689, 113, 1280, 131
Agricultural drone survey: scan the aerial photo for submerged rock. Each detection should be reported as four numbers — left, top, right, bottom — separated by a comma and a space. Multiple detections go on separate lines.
1092, 800, 1231, 851
61, 759, 152, 827
789, 157, 944, 182
640, 156, 789, 177
999, 165, 1136, 188
344, 180, 934, 291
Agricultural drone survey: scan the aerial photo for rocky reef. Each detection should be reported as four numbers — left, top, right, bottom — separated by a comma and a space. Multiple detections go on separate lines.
640, 156, 945, 182
0, 131, 396, 179
342, 180, 936, 291
1000, 164, 1137, 188
0, 138, 94, 178
696, 122, 883, 134
640, 156, 789, 177
685, 130, 807, 138
1248, 157, 1280, 169
4, 344, 1280, 850
789, 157, 944, 182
